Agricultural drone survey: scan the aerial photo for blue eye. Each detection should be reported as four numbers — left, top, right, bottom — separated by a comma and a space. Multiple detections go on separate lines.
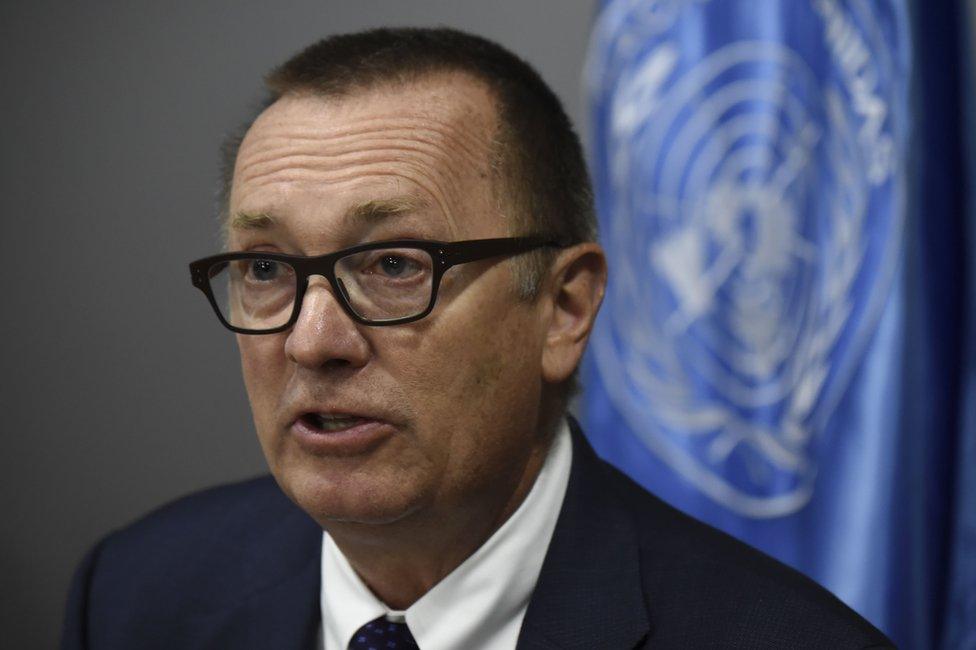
347, 249, 431, 283
379, 255, 410, 277
249, 259, 281, 281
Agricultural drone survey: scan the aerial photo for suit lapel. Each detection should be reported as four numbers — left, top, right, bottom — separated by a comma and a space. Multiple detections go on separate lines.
236, 504, 322, 650
244, 549, 321, 650
516, 420, 650, 650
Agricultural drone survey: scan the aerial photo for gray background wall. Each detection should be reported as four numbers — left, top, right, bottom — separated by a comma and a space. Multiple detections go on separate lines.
0, 2, 595, 647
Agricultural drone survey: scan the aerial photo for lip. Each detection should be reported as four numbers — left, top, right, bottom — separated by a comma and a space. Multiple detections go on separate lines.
289, 412, 396, 456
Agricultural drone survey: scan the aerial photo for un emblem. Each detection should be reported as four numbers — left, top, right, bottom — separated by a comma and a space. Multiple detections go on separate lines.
587, 0, 908, 517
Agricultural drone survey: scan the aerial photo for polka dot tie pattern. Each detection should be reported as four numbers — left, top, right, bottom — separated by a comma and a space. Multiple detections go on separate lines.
348, 616, 419, 649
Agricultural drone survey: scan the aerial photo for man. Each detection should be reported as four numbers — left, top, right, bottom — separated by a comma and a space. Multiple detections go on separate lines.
61, 28, 892, 649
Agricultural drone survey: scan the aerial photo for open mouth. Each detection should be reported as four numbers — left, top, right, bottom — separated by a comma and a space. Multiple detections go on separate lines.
299, 413, 370, 433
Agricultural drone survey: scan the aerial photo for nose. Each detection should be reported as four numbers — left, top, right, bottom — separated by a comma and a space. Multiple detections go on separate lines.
284, 278, 371, 369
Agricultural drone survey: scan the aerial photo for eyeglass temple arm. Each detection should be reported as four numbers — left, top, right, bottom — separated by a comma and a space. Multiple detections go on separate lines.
442, 237, 562, 266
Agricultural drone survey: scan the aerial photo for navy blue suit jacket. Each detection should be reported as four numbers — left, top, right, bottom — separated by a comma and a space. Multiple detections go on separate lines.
62, 423, 893, 649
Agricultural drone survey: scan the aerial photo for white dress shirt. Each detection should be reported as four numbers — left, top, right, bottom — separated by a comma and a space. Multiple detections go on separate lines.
319, 419, 573, 650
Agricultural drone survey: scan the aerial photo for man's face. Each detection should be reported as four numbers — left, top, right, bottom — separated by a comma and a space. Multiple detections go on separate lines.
229, 74, 553, 528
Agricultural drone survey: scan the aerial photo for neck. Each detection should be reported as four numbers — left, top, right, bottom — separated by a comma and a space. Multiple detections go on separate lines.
324, 438, 552, 610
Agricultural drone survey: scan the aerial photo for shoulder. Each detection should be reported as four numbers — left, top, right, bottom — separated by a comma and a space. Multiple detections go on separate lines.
76, 476, 320, 630
100, 475, 298, 543
93, 475, 307, 569
596, 459, 893, 648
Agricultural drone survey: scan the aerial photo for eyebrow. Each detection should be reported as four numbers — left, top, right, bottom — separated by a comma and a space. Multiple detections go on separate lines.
346, 197, 429, 222
230, 211, 276, 231
227, 196, 430, 234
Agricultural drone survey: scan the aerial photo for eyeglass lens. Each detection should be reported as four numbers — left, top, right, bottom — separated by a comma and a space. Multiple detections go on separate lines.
207, 247, 437, 330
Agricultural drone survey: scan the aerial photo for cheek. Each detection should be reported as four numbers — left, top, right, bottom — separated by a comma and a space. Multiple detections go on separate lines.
395, 293, 543, 455
396, 299, 505, 405
237, 335, 288, 431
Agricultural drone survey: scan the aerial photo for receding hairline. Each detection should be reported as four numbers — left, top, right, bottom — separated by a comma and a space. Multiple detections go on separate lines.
251, 70, 508, 172
268, 66, 501, 106
219, 27, 595, 241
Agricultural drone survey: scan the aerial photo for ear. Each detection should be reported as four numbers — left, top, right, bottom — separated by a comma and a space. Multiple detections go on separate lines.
541, 243, 607, 384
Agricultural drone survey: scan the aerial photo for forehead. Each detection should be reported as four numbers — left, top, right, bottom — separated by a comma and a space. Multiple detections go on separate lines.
229, 73, 503, 245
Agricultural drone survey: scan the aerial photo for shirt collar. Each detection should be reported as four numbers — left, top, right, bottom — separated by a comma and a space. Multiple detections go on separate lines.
321, 419, 573, 650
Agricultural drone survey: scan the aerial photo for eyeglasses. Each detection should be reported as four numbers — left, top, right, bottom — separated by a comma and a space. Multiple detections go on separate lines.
189, 237, 562, 334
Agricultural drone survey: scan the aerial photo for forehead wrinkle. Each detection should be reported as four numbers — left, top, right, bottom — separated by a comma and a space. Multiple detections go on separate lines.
236, 128, 490, 187
236, 156, 461, 222
232, 90, 499, 242
250, 105, 493, 148
236, 144, 481, 238
237, 166, 463, 240
236, 110, 493, 182
237, 141, 453, 187
241, 112, 491, 162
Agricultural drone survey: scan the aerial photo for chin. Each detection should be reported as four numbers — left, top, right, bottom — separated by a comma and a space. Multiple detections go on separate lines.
277, 460, 425, 527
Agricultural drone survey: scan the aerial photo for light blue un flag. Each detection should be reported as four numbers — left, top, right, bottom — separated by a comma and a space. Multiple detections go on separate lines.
582, 1, 975, 648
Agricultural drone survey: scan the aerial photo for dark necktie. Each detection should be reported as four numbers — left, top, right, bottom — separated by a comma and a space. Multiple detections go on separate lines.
348, 616, 419, 649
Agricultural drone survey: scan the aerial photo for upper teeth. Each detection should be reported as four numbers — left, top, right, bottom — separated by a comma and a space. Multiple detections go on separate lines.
313, 414, 362, 431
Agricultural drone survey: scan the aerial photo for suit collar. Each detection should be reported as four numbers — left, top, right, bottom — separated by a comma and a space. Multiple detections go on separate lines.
244, 548, 321, 650
516, 419, 651, 649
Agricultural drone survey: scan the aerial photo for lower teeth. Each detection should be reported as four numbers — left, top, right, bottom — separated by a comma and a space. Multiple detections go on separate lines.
314, 416, 361, 432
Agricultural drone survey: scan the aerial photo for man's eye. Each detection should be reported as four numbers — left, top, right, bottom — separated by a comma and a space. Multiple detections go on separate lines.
379, 255, 411, 277
369, 253, 426, 279
248, 259, 281, 281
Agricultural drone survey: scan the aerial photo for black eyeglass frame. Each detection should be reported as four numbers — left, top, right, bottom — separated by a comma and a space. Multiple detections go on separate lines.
189, 236, 563, 334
